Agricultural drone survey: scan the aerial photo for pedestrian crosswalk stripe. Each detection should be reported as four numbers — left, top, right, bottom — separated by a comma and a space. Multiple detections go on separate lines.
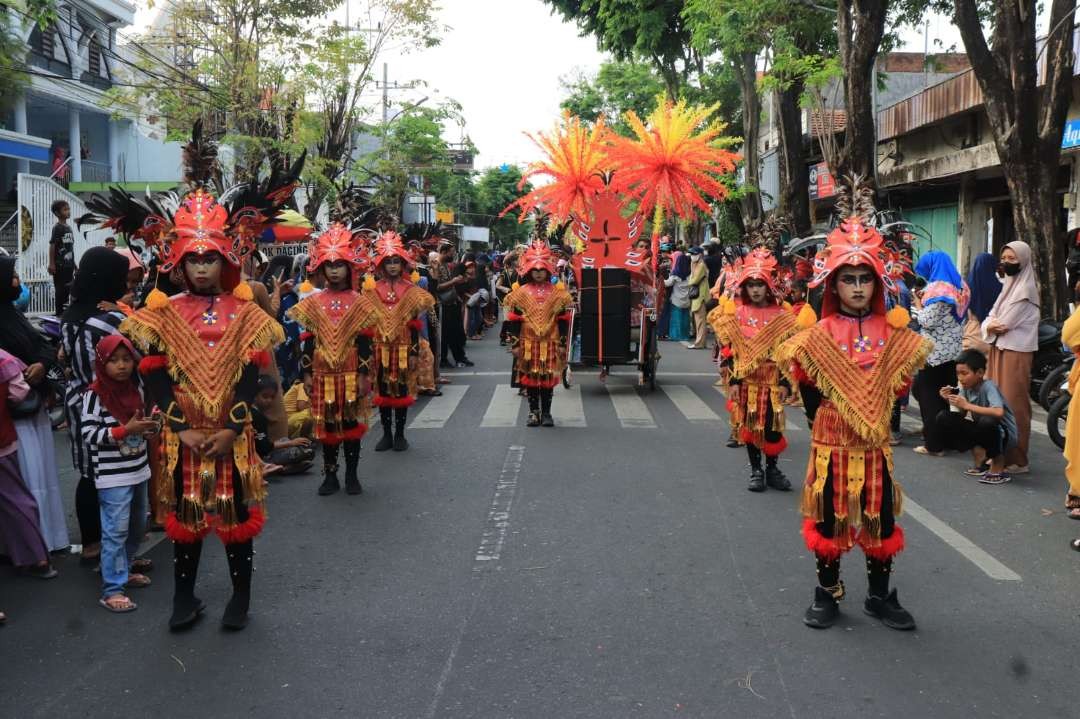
662, 384, 721, 423
551, 385, 586, 427
480, 384, 522, 427
604, 384, 656, 428
409, 385, 469, 429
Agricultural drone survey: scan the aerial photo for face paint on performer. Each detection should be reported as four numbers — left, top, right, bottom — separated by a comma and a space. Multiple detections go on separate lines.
744, 278, 770, 307
184, 253, 224, 294
322, 260, 350, 290
383, 257, 404, 279
833, 264, 876, 315
530, 268, 550, 284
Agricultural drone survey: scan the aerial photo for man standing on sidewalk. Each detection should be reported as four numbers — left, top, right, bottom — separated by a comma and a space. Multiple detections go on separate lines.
435, 241, 472, 368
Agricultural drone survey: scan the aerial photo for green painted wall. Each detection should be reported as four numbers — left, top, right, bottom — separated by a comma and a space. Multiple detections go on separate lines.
901, 205, 958, 261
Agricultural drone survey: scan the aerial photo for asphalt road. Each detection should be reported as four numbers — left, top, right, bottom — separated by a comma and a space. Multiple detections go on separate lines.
2, 336, 1079, 718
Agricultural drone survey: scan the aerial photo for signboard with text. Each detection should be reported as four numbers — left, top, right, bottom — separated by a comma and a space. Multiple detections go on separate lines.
1063, 118, 1080, 149
808, 162, 836, 200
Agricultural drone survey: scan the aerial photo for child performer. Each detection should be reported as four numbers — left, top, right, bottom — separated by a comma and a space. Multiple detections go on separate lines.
122, 189, 284, 631
502, 241, 573, 427
288, 224, 372, 495
778, 191, 931, 632
359, 231, 435, 452
709, 247, 799, 492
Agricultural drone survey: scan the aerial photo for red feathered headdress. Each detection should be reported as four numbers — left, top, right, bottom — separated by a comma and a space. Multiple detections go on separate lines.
308, 223, 368, 274
372, 230, 413, 268
519, 240, 556, 275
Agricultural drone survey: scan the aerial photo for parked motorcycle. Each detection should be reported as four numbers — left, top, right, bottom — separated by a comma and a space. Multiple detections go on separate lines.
1030, 321, 1069, 402
1049, 391, 1070, 450
1039, 354, 1074, 411
29, 314, 66, 430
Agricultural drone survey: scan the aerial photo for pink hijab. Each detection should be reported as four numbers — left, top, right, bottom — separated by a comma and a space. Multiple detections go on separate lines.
985, 240, 1040, 351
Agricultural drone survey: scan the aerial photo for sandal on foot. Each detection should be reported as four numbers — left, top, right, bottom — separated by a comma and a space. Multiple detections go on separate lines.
125, 573, 152, 589
979, 472, 1011, 485
1068, 507, 1080, 520
1071, 538, 1080, 552
964, 464, 990, 477
913, 446, 944, 457
99, 594, 137, 613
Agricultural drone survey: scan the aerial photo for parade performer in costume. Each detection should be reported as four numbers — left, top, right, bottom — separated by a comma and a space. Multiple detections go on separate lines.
359, 230, 435, 452
777, 182, 931, 631
709, 245, 798, 492
503, 240, 573, 427
288, 223, 372, 496
122, 189, 284, 631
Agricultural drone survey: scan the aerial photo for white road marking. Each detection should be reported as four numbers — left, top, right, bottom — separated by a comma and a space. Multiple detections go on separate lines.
605, 384, 657, 428
409, 385, 469, 429
474, 444, 525, 564
551, 385, 586, 427
480, 384, 522, 427
904, 497, 1022, 581
662, 384, 721, 423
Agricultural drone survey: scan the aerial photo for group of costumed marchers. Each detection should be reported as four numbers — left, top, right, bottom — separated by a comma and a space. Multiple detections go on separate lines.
709, 231, 799, 493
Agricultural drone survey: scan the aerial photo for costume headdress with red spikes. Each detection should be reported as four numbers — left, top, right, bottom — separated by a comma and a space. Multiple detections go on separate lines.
519, 240, 556, 275
808, 176, 894, 317
371, 230, 413, 268
307, 223, 369, 275
735, 246, 781, 296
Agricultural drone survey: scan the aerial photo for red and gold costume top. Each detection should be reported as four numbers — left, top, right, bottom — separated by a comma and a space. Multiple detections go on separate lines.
289, 289, 369, 371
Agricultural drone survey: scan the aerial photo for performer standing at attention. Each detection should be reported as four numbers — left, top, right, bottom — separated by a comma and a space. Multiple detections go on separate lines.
709, 246, 798, 492
502, 241, 573, 427
359, 231, 435, 452
289, 223, 372, 496
778, 184, 931, 631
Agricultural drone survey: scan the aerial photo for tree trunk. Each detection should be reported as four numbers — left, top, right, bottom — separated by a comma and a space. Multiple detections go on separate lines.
777, 78, 811, 235
735, 51, 763, 225
1001, 158, 1066, 316
835, 0, 887, 183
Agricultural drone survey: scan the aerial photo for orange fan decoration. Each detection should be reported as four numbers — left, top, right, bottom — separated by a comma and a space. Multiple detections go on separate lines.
607, 100, 740, 224
501, 112, 611, 222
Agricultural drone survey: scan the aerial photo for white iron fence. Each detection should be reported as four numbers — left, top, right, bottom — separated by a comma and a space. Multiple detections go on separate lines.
16, 172, 110, 315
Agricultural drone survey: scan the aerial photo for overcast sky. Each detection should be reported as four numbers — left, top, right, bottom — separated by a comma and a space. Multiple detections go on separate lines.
134, 0, 966, 171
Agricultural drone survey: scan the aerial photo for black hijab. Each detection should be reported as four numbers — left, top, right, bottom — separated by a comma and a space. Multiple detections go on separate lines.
60, 247, 130, 325
0, 256, 47, 365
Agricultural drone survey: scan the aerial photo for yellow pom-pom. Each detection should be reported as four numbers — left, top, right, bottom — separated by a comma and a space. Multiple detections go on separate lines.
146, 288, 170, 311
796, 303, 817, 329
723, 296, 736, 316
362, 274, 376, 291
782, 301, 792, 311
886, 306, 911, 329
410, 270, 421, 283
511, 281, 520, 291
299, 280, 314, 293
233, 282, 254, 302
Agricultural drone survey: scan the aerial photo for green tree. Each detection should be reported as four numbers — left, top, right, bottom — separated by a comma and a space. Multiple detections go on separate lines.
559, 60, 665, 135
474, 165, 533, 249
541, 0, 701, 98
429, 171, 479, 219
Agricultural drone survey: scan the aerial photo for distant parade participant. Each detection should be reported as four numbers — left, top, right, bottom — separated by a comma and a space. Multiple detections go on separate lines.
778, 183, 931, 631
502, 240, 573, 427
122, 189, 284, 631
709, 245, 798, 492
288, 223, 372, 496
359, 231, 435, 452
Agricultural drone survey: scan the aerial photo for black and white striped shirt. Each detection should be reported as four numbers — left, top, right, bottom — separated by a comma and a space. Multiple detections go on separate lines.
81, 390, 151, 489
62, 311, 126, 390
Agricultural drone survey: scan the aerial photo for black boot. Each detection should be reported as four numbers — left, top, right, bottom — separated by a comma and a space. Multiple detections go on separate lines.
169, 540, 205, 631
765, 455, 792, 491
318, 443, 340, 495
864, 556, 915, 630
804, 555, 843, 629
540, 389, 554, 427
222, 541, 253, 630
526, 388, 541, 427
374, 407, 394, 452
343, 440, 362, 495
726, 428, 743, 448
393, 408, 409, 451
747, 445, 765, 492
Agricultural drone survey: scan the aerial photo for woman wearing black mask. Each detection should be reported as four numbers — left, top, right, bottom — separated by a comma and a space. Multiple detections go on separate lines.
981, 241, 1039, 475
0, 257, 70, 552
61, 246, 131, 564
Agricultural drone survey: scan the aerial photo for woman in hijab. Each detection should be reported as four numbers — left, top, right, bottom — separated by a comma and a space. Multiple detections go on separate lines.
664, 251, 692, 342
0, 257, 69, 552
982, 241, 1039, 473
964, 253, 1002, 355
912, 250, 969, 456
61, 246, 130, 563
